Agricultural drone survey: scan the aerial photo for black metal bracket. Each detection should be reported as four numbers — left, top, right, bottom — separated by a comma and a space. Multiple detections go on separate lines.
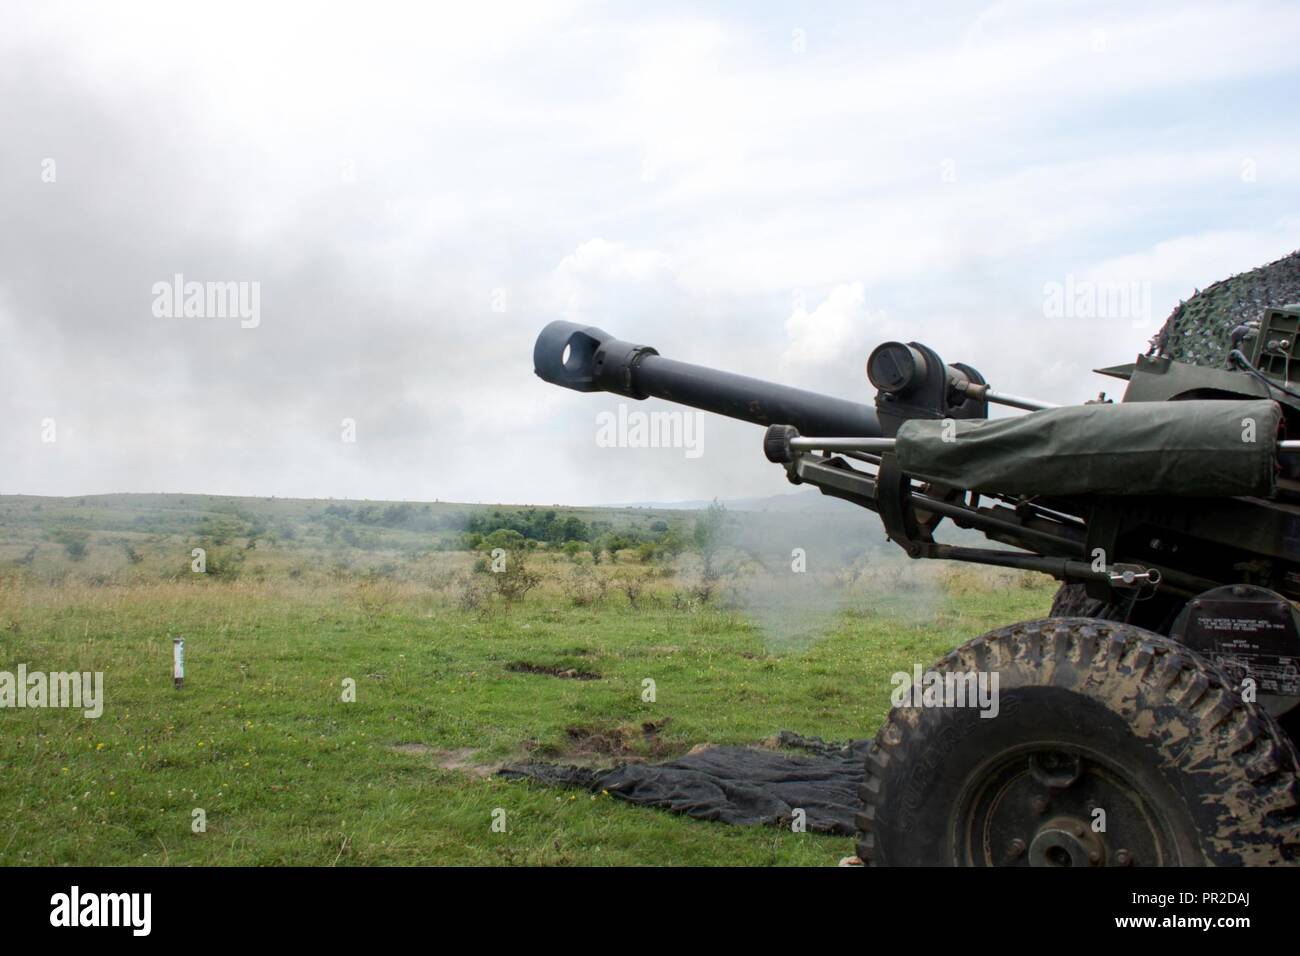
875, 452, 928, 558
1084, 500, 1124, 603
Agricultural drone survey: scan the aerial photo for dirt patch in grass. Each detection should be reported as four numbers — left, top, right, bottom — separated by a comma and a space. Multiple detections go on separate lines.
640, 717, 671, 737
388, 744, 498, 778
505, 660, 601, 680
527, 718, 676, 761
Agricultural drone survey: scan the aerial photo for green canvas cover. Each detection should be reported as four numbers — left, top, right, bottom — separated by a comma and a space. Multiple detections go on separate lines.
894, 399, 1280, 498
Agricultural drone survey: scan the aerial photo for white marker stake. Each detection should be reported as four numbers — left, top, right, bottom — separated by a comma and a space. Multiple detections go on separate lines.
173, 638, 185, 690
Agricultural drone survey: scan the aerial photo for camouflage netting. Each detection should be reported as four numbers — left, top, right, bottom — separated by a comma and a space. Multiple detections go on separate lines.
500, 732, 871, 834
1149, 249, 1300, 367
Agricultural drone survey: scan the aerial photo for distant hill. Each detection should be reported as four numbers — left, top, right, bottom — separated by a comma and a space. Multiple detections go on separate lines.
0, 491, 990, 575
0, 492, 699, 567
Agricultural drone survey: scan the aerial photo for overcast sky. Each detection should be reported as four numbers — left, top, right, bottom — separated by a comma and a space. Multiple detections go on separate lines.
3, 0, 1298, 506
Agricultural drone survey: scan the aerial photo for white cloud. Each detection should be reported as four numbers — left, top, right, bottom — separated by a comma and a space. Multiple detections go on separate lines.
781, 283, 882, 374
1084, 225, 1300, 288
1, 0, 1299, 504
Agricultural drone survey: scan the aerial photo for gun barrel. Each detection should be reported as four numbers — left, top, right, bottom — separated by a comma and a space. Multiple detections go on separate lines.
534, 320, 881, 437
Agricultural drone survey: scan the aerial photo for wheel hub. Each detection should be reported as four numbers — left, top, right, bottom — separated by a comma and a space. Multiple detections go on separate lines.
1028, 816, 1105, 867
958, 746, 1173, 866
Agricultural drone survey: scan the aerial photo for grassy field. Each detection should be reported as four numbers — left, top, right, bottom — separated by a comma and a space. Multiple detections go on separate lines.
0, 494, 1056, 866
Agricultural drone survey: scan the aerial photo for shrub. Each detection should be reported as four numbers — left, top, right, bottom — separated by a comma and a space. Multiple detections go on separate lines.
356, 579, 398, 626
489, 550, 541, 604
51, 529, 90, 561
614, 573, 644, 608
562, 568, 606, 606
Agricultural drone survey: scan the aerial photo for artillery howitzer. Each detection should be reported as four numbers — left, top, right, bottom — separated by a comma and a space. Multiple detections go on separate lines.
533, 309, 1300, 866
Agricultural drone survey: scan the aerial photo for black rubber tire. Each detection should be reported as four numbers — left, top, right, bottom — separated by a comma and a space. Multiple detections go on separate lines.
1049, 582, 1121, 620
855, 618, 1300, 865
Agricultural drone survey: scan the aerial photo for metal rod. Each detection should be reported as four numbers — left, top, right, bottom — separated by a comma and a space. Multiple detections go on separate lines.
927, 544, 1092, 578
982, 388, 1059, 412
1280, 440, 1300, 451
925, 545, 1212, 596
840, 450, 883, 465
909, 496, 1084, 555
791, 454, 1084, 555
956, 380, 1058, 411
788, 436, 896, 452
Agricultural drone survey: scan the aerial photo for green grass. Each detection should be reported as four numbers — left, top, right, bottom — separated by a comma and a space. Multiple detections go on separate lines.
0, 571, 1054, 866
0, 492, 1057, 866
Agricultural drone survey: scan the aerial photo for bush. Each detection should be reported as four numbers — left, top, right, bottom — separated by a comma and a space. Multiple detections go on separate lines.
200, 548, 246, 579
614, 573, 644, 608
51, 529, 90, 561
561, 568, 606, 606
356, 579, 398, 626
482, 528, 527, 551
455, 574, 493, 616
490, 551, 541, 604
692, 500, 728, 580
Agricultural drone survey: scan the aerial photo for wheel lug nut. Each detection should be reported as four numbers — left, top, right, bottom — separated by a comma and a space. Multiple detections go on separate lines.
1004, 838, 1026, 862
1115, 849, 1131, 866
1088, 850, 1101, 864
1031, 796, 1049, 815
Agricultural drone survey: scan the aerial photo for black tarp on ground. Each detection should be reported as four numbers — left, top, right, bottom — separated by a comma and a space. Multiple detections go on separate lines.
498, 732, 871, 834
